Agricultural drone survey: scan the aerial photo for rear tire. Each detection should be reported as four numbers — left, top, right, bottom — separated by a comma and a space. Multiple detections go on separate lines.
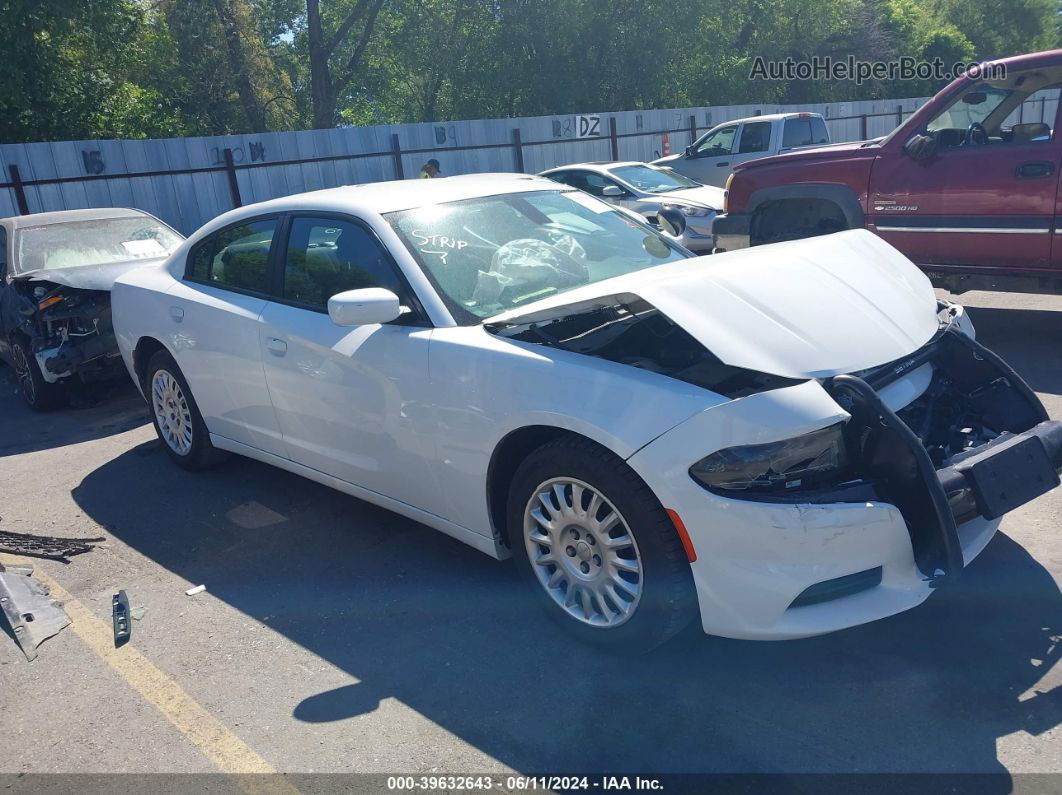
507, 436, 697, 653
11, 337, 64, 411
143, 350, 226, 470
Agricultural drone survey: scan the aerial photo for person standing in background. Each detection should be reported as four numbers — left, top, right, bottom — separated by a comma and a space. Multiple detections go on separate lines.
418, 159, 441, 178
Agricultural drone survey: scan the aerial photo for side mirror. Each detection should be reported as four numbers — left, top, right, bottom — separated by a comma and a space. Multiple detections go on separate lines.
684, 145, 695, 158
903, 133, 937, 161
601, 185, 624, 197
328, 287, 402, 326
656, 207, 687, 238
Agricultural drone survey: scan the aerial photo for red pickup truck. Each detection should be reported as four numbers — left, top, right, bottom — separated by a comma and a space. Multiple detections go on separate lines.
712, 49, 1062, 294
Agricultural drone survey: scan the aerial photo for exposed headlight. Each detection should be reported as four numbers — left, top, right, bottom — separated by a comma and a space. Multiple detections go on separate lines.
689, 424, 848, 493
664, 203, 711, 217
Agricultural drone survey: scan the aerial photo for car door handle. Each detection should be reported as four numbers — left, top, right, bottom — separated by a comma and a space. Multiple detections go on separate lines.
168, 306, 184, 323
266, 337, 287, 356
716, 162, 730, 167
1016, 161, 1054, 178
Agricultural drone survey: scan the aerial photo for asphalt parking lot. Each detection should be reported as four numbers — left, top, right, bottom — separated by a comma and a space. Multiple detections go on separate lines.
1, 288, 1061, 783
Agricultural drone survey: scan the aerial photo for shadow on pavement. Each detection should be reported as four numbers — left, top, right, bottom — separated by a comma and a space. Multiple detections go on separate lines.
965, 306, 1062, 396
72, 442, 1062, 777
0, 365, 147, 457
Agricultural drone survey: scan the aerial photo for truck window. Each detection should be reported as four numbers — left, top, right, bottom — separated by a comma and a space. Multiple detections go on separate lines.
1003, 86, 1060, 141
810, 117, 830, 144
737, 122, 771, 154
781, 117, 828, 148
927, 85, 1012, 135
927, 81, 1059, 146
694, 125, 737, 156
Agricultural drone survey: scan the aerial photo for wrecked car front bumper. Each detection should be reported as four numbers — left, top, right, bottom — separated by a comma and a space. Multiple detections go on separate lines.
12, 284, 125, 385
628, 328, 1061, 640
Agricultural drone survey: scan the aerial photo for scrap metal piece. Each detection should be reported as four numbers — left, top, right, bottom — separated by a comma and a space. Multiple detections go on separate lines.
112, 590, 131, 646
0, 564, 71, 661
0, 529, 104, 562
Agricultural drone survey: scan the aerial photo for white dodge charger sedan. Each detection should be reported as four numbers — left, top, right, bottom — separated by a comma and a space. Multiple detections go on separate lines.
112, 174, 1062, 652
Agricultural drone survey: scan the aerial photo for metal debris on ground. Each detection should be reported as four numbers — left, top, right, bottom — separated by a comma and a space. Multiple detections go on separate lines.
185, 584, 206, 596
0, 527, 105, 562
0, 561, 71, 661
112, 590, 131, 647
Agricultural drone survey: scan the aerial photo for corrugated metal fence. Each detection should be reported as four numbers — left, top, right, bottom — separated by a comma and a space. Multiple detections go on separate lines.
0, 96, 950, 234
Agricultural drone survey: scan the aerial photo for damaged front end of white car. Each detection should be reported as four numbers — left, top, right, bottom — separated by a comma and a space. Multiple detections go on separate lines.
488, 230, 1062, 639
2, 211, 183, 409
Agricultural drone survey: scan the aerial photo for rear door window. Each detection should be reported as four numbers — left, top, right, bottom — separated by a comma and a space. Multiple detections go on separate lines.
737, 121, 772, 154
782, 117, 829, 148
185, 218, 278, 295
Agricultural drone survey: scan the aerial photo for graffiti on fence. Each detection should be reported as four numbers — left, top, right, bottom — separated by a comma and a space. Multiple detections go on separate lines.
82, 150, 105, 175
434, 125, 457, 145
210, 142, 267, 166
576, 115, 601, 138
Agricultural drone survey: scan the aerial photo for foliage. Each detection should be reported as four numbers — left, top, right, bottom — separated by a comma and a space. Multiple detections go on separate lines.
0, 0, 1057, 142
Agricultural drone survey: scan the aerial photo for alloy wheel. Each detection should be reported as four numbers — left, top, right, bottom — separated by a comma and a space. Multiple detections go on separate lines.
152, 369, 193, 455
523, 477, 643, 628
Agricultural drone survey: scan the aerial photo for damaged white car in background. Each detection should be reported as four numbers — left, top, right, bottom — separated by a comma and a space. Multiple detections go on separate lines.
0, 208, 184, 409
111, 175, 1062, 652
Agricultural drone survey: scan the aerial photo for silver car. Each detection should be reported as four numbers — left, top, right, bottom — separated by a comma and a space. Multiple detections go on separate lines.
540, 162, 725, 252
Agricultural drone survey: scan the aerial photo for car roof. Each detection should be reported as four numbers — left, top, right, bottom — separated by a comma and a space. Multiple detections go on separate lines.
712, 112, 821, 126
1, 207, 152, 230
539, 161, 655, 176
229, 173, 563, 219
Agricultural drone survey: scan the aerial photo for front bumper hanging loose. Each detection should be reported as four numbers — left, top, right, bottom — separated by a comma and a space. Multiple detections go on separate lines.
827, 326, 1062, 584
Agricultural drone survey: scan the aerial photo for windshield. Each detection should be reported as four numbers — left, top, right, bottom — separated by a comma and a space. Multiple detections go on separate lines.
610, 165, 700, 193
15, 215, 183, 274
388, 190, 690, 322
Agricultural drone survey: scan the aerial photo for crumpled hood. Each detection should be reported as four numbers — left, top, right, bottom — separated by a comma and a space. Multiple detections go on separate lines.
15, 257, 166, 291
488, 229, 939, 379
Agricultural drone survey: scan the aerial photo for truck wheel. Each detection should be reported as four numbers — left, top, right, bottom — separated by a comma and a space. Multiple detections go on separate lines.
11, 338, 64, 411
144, 350, 226, 470
507, 436, 697, 653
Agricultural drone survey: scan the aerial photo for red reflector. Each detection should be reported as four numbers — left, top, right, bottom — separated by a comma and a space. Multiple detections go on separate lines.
666, 509, 697, 563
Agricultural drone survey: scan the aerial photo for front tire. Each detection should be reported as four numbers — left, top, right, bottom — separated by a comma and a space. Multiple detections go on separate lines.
507, 436, 697, 653
144, 350, 226, 470
11, 337, 64, 411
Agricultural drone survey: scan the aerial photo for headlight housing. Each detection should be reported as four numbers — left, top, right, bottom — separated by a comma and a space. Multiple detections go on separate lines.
689, 424, 849, 493
664, 203, 711, 217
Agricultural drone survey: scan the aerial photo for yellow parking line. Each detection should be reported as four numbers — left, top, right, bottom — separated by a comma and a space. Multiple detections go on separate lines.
3, 554, 296, 791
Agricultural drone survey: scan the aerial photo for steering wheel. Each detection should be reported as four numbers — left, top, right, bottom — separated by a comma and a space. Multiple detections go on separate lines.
964, 122, 988, 146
